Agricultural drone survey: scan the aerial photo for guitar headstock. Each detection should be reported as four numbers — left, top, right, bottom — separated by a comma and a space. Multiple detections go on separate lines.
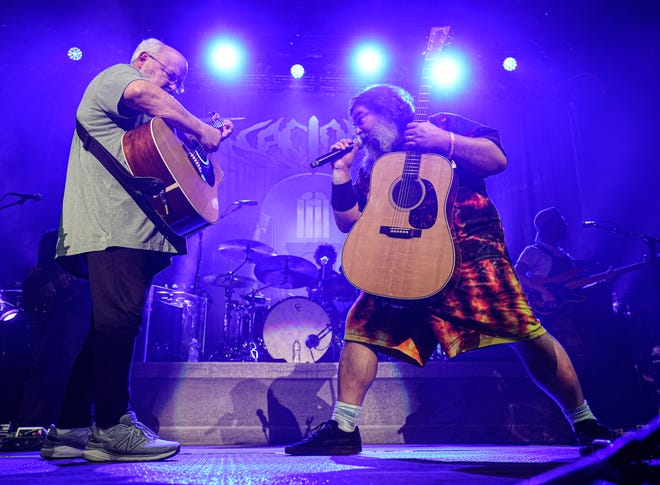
424, 26, 451, 61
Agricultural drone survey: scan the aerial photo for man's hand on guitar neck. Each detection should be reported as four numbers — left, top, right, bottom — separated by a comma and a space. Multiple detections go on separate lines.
195, 117, 233, 153
209, 112, 234, 144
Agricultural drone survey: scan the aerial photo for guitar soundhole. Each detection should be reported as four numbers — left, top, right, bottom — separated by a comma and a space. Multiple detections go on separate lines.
185, 140, 216, 187
391, 178, 424, 209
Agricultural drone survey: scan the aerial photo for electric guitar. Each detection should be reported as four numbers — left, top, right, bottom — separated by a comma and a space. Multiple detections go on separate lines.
342, 26, 457, 299
121, 114, 224, 237
527, 259, 650, 315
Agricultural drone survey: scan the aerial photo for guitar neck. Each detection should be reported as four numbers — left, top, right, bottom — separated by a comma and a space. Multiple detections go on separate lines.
565, 260, 648, 289
405, 26, 450, 177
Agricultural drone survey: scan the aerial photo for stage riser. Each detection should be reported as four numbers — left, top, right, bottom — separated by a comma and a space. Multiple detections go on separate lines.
130, 362, 575, 446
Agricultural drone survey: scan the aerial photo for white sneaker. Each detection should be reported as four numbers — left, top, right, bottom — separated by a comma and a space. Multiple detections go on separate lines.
82, 412, 180, 462
40, 425, 91, 459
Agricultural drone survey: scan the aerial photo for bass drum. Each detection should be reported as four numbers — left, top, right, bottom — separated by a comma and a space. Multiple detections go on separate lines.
262, 296, 331, 363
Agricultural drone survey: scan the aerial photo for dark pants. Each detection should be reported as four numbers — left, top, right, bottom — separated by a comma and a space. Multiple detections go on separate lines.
57, 248, 171, 429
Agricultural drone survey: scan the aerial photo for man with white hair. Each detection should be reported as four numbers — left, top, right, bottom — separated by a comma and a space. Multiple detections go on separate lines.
41, 38, 233, 462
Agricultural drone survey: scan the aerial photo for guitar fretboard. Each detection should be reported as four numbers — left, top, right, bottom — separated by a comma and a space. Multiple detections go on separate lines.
404, 26, 451, 178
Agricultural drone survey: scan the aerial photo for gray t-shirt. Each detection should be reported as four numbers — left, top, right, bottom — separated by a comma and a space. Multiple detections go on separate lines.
56, 64, 186, 268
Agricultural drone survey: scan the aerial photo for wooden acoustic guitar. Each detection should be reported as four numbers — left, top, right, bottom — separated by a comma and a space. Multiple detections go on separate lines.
122, 114, 224, 237
342, 26, 457, 299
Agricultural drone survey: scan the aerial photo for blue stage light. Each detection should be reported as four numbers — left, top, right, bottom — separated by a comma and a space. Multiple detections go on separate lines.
67, 47, 83, 61
290, 64, 305, 79
352, 42, 388, 79
207, 37, 246, 79
503, 56, 518, 72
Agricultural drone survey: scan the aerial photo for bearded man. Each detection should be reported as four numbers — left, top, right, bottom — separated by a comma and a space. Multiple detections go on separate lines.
285, 84, 618, 457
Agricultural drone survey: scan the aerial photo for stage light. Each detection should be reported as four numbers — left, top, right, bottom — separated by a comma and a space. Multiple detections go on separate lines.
67, 47, 83, 61
352, 42, 388, 78
431, 56, 463, 89
206, 37, 246, 79
290, 63, 305, 79
0, 302, 19, 322
503, 56, 518, 72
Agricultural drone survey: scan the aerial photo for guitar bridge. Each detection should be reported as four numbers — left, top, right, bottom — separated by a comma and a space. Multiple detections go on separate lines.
380, 226, 422, 239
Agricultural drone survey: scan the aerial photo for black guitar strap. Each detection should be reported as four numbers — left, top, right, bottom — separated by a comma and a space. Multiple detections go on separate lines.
75, 119, 184, 248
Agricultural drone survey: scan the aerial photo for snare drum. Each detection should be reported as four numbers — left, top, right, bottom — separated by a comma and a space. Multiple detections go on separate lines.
262, 296, 331, 363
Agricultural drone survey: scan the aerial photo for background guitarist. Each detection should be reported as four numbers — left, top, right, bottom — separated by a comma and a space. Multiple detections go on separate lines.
285, 84, 618, 457
515, 206, 578, 314
44, 38, 233, 462
514, 207, 590, 373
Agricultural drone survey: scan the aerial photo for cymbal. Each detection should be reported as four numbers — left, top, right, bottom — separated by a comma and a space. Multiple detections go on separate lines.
254, 255, 318, 289
202, 273, 255, 288
217, 239, 276, 263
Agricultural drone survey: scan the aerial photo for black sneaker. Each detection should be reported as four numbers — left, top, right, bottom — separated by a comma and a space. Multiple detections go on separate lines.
284, 420, 362, 455
574, 419, 621, 456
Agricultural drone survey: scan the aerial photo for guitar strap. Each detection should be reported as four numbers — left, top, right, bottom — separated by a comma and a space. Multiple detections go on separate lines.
75, 119, 183, 246
532, 242, 574, 277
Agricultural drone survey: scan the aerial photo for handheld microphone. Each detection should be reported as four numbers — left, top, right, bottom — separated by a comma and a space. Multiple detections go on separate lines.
9, 192, 42, 201
234, 200, 258, 206
310, 137, 363, 168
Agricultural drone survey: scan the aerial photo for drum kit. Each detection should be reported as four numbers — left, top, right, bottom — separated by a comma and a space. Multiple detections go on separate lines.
203, 239, 357, 363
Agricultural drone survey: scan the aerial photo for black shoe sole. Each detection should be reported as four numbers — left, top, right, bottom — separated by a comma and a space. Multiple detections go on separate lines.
578, 438, 612, 457
284, 446, 361, 456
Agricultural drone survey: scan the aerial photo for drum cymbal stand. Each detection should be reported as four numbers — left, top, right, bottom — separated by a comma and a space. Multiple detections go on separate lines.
221, 280, 243, 361
220, 256, 253, 361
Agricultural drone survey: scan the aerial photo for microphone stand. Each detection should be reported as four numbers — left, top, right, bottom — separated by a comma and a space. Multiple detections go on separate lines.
192, 200, 255, 298
0, 193, 31, 211
192, 201, 257, 361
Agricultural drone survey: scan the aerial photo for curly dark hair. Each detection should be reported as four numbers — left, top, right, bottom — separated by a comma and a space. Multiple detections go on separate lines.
349, 84, 415, 134
313, 243, 337, 266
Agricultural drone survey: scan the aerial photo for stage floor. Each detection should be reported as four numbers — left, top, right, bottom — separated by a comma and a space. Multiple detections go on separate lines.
1, 444, 581, 484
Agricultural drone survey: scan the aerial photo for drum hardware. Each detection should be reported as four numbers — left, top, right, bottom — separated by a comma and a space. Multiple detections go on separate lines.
241, 289, 269, 306
204, 240, 276, 361
217, 239, 277, 264
304, 322, 332, 351
261, 296, 333, 363
254, 255, 318, 289
202, 273, 255, 289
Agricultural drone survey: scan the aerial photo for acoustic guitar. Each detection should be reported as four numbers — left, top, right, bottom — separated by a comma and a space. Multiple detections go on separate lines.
342, 26, 457, 299
122, 114, 224, 237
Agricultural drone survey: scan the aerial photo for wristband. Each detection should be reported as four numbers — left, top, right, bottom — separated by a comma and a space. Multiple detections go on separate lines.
331, 181, 358, 211
447, 131, 456, 160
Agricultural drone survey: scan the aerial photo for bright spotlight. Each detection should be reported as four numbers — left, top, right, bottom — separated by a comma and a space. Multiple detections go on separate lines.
207, 38, 246, 78
290, 63, 305, 79
503, 56, 518, 72
431, 56, 463, 88
352, 43, 388, 78
67, 47, 83, 61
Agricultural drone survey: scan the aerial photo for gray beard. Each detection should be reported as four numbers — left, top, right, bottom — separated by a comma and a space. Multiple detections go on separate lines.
362, 119, 401, 170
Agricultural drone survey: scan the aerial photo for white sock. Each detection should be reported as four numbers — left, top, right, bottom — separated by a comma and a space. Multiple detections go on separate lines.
331, 401, 362, 433
563, 400, 596, 425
